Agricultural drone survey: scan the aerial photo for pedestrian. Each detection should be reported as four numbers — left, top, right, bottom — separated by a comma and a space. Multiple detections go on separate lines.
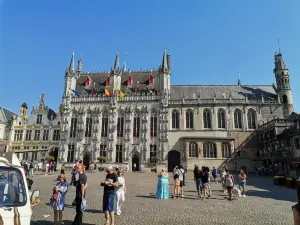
174, 165, 185, 197
54, 162, 57, 172
156, 168, 169, 199
220, 168, 227, 193
238, 169, 247, 197
205, 167, 212, 197
116, 169, 126, 215
133, 163, 136, 172
212, 166, 217, 183
224, 168, 235, 201
193, 165, 202, 198
72, 164, 87, 225
51, 174, 68, 224
29, 162, 34, 177
101, 165, 119, 225
61, 163, 66, 175
200, 166, 210, 198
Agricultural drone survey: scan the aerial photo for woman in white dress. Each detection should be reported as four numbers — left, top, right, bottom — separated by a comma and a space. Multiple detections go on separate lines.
115, 170, 126, 216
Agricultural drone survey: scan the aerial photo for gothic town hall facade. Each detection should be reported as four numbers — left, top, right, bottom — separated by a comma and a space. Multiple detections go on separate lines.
59, 49, 294, 171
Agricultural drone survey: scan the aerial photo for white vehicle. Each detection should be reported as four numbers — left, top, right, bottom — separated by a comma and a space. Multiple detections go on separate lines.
0, 149, 32, 224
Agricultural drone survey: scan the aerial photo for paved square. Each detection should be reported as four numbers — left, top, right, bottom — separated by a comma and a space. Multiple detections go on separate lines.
30, 171, 296, 225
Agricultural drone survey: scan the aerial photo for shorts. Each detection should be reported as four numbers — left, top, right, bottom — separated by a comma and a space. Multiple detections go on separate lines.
203, 183, 209, 189
180, 181, 184, 187
239, 182, 246, 188
175, 179, 180, 186
226, 186, 233, 190
103, 192, 115, 212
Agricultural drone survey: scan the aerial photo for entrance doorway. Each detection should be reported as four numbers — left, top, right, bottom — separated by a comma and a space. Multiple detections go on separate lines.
168, 150, 181, 172
49, 148, 59, 162
83, 152, 91, 170
132, 154, 140, 171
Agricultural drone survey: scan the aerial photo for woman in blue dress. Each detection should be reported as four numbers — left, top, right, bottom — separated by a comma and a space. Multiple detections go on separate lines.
51, 174, 68, 225
156, 168, 169, 199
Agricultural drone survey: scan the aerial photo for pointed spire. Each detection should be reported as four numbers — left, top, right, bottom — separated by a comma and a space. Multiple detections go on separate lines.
122, 52, 127, 73
167, 46, 171, 70
68, 49, 75, 73
161, 49, 168, 73
114, 51, 120, 73
238, 73, 241, 86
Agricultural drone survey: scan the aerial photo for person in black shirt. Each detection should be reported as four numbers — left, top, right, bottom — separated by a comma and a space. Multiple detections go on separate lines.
193, 166, 202, 197
72, 164, 87, 225
101, 165, 119, 225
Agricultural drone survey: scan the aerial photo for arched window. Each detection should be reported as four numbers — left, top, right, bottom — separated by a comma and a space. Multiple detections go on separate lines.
189, 142, 198, 158
101, 111, 108, 137
133, 110, 140, 137
150, 110, 158, 137
203, 143, 217, 158
234, 109, 243, 129
186, 110, 194, 129
282, 95, 288, 104
117, 110, 124, 137
203, 109, 212, 129
217, 108, 226, 129
85, 116, 93, 137
247, 108, 256, 129
172, 110, 180, 129
221, 143, 231, 158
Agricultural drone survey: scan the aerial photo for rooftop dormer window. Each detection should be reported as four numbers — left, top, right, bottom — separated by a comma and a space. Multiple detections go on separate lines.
37, 114, 42, 124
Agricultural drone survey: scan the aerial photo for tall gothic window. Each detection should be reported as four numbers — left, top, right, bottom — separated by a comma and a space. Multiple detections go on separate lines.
172, 110, 180, 129
186, 109, 194, 129
150, 110, 158, 137
203, 109, 212, 129
133, 111, 140, 137
218, 108, 226, 129
150, 145, 157, 163
234, 109, 243, 129
117, 111, 124, 137
36, 114, 42, 124
43, 130, 49, 141
67, 144, 75, 162
222, 143, 231, 158
70, 117, 78, 138
101, 111, 108, 137
247, 108, 256, 129
99, 145, 107, 157
116, 144, 123, 163
203, 143, 217, 158
189, 142, 198, 158
85, 117, 93, 137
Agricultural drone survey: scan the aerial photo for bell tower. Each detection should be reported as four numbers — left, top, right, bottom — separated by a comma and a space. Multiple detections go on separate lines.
273, 50, 294, 117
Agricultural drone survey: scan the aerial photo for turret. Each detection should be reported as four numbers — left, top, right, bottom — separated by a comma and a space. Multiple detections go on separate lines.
274, 50, 294, 117
158, 48, 171, 95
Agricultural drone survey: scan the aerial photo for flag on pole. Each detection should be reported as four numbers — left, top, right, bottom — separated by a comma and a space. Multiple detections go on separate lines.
105, 89, 113, 96
91, 82, 96, 96
115, 88, 125, 98
121, 75, 132, 86
85, 76, 92, 86
71, 89, 80, 97
106, 75, 110, 86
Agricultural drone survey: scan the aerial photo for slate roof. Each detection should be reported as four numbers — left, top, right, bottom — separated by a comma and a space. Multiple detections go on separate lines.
169, 85, 278, 101
0, 107, 17, 122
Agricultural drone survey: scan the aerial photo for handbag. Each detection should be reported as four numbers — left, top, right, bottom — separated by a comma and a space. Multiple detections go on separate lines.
50, 193, 58, 202
81, 199, 87, 211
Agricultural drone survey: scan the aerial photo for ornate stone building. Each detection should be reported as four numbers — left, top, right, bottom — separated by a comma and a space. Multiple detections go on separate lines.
59, 49, 294, 171
8, 94, 62, 162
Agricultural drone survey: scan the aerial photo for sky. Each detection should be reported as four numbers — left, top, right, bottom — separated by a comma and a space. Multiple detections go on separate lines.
0, 0, 300, 114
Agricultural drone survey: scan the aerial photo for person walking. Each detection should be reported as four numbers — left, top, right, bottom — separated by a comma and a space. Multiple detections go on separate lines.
194, 166, 202, 198
224, 168, 234, 201
174, 165, 185, 197
72, 164, 87, 225
238, 169, 247, 197
116, 170, 126, 216
51, 174, 68, 225
212, 166, 217, 184
156, 168, 169, 199
101, 166, 119, 225
61, 163, 66, 175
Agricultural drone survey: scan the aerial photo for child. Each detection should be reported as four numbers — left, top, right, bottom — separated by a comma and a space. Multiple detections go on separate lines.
238, 169, 247, 197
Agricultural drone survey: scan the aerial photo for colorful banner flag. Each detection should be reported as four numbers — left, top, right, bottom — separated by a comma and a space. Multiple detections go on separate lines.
122, 75, 132, 86
71, 89, 80, 97
106, 76, 110, 86
115, 88, 125, 98
91, 82, 96, 96
105, 89, 113, 96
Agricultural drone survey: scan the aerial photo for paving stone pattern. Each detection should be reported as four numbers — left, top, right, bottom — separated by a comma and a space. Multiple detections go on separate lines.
30, 171, 296, 225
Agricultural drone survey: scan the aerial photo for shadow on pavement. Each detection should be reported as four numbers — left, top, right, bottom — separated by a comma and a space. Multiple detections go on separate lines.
31, 220, 94, 225
136, 195, 156, 199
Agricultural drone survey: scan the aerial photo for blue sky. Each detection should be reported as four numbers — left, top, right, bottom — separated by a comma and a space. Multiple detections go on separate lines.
0, 0, 299, 114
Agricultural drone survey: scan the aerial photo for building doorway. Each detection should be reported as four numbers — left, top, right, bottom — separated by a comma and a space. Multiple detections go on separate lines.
83, 151, 91, 170
168, 150, 181, 172
132, 154, 140, 171
49, 148, 59, 162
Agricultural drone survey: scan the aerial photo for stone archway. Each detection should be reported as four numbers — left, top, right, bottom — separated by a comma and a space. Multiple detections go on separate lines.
168, 150, 181, 172
49, 147, 59, 162
132, 153, 140, 171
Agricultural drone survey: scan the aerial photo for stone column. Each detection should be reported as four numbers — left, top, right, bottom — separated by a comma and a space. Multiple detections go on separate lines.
185, 141, 189, 159
197, 141, 203, 158
216, 142, 222, 159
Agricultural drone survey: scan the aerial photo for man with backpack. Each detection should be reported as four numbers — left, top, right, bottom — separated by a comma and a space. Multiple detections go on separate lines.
224, 168, 235, 201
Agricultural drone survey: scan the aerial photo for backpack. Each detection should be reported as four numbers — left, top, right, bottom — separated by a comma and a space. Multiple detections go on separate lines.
225, 174, 234, 187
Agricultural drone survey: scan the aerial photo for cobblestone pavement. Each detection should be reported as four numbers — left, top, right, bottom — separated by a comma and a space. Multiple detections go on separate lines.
30, 171, 296, 225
